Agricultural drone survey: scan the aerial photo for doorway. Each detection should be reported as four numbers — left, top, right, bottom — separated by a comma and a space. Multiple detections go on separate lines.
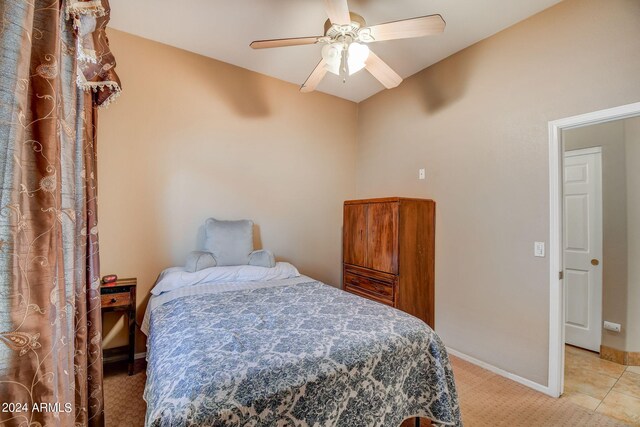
548, 101, 640, 401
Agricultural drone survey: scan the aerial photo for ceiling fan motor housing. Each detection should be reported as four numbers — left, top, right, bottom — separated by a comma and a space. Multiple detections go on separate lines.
323, 12, 366, 37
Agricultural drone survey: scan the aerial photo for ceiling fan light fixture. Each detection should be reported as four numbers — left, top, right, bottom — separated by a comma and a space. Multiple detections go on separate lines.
347, 42, 369, 75
322, 42, 343, 75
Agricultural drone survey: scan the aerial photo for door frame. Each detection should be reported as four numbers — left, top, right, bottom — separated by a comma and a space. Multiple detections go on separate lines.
563, 146, 603, 352
548, 101, 640, 397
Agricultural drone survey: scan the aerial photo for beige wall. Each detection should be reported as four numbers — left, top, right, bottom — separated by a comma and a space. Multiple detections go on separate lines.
625, 117, 640, 352
356, 0, 640, 384
564, 122, 628, 351
98, 30, 358, 350
100, 0, 640, 380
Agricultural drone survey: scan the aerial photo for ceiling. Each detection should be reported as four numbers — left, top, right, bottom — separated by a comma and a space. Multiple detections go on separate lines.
108, 0, 561, 103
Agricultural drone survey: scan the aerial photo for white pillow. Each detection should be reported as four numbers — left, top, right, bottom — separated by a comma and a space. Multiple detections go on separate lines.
151, 262, 300, 295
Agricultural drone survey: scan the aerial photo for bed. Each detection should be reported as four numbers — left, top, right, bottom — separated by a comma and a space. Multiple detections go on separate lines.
141, 264, 461, 427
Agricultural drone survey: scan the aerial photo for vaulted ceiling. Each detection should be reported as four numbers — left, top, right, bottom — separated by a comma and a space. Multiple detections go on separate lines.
108, 0, 561, 102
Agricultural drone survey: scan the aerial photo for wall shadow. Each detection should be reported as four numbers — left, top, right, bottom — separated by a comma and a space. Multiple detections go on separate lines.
413, 47, 478, 115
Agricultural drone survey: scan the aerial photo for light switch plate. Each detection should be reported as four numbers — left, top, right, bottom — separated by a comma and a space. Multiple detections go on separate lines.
419, 168, 426, 180
534, 242, 545, 257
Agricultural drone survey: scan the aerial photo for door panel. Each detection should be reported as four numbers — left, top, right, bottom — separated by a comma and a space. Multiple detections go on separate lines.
366, 202, 398, 274
565, 195, 589, 251
565, 269, 589, 327
344, 204, 367, 267
563, 149, 603, 352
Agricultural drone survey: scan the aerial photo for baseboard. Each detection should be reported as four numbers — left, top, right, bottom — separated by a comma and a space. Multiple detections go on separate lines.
600, 345, 640, 366
446, 347, 553, 397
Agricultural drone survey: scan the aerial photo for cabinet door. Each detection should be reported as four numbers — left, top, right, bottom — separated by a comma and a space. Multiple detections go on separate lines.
367, 202, 398, 274
344, 204, 367, 267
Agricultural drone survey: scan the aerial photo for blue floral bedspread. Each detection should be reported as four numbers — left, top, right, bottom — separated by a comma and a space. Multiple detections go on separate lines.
144, 280, 462, 427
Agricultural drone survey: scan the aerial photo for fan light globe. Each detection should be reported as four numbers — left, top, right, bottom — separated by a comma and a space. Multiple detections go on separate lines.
347, 42, 370, 75
322, 43, 343, 75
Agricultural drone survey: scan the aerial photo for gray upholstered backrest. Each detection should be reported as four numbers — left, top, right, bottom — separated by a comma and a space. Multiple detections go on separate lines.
203, 218, 254, 266
195, 224, 207, 251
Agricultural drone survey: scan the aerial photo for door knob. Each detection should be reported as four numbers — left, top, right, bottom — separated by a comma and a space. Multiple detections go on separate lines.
591, 259, 600, 266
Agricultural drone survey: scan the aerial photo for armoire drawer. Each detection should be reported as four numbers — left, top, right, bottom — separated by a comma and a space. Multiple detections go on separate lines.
345, 284, 394, 307
343, 266, 396, 303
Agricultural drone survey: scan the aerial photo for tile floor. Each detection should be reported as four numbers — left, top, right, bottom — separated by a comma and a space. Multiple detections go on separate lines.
564, 344, 640, 425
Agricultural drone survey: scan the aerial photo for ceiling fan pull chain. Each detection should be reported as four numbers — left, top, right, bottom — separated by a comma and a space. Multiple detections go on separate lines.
341, 41, 349, 83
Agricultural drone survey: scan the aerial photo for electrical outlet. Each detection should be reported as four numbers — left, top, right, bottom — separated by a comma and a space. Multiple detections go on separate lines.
534, 242, 545, 257
419, 168, 426, 180
604, 321, 621, 333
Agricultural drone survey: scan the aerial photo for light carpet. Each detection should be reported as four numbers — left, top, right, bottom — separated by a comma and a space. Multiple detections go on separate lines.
104, 356, 629, 426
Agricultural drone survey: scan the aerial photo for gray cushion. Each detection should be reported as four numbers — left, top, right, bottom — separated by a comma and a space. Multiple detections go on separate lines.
185, 251, 217, 272
248, 250, 276, 268
204, 218, 254, 266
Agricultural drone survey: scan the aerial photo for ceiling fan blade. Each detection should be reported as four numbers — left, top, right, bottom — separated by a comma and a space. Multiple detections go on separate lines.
367, 14, 445, 42
365, 51, 402, 89
300, 59, 328, 93
250, 36, 322, 49
323, 0, 351, 25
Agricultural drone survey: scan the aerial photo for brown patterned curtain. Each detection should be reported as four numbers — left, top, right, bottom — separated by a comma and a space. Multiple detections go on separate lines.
0, 1, 120, 426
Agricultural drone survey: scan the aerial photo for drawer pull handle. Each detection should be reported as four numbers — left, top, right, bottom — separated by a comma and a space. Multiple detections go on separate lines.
110, 298, 117, 303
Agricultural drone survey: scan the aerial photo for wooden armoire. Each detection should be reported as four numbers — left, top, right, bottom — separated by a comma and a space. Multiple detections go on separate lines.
343, 197, 435, 328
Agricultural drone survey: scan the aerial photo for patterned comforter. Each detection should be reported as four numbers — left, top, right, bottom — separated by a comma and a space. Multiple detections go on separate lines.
144, 277, 462, 427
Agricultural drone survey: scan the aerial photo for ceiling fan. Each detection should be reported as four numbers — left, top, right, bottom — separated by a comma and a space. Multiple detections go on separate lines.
250, 0, 445, 93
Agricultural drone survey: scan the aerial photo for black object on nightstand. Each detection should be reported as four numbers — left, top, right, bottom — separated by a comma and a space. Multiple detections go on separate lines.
100, 277, 137, 375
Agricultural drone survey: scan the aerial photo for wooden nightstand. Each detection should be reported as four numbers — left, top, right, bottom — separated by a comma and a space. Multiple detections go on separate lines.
101, 278, 137, 375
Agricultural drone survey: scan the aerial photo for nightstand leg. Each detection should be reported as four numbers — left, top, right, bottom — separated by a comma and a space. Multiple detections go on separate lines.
128, 306, 136, 375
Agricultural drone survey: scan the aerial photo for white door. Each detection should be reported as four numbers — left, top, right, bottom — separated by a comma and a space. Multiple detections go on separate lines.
563, 147, 603, 352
